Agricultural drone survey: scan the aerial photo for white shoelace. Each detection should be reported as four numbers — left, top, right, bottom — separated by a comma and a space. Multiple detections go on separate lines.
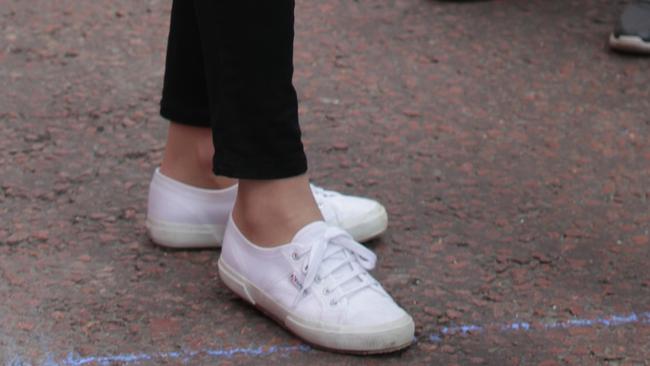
291, 226, 378, 308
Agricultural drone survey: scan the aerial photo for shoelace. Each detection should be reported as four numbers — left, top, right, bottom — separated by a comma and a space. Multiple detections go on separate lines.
291, 226, 378, 308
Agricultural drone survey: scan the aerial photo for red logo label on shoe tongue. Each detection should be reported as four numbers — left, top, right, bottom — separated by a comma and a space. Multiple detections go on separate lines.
289, 272, 303, 290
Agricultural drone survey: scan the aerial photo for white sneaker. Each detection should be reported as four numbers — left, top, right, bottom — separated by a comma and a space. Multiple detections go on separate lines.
145, 168, 237, 248
146, 168, 388, 248
218, 217, 414, 353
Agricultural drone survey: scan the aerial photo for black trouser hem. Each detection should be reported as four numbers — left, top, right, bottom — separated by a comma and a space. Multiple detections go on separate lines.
160, 100, 210, 127
213, 151, 308, 180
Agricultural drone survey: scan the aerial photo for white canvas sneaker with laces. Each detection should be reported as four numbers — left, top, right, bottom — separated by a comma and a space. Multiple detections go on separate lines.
146, 168, 388, 248
217, 217, 414, 353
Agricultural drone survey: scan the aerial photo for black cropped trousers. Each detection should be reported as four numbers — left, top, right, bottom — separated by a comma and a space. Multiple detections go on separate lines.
160, 0, 307, 179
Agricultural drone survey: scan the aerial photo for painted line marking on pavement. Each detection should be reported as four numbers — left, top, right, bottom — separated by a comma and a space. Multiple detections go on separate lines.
60, 345, 311, 366
5, 311, 649, 366
428, 311, 650, 342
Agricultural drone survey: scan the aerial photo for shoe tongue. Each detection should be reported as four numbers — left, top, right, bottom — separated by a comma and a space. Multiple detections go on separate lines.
292, 221, 329, 243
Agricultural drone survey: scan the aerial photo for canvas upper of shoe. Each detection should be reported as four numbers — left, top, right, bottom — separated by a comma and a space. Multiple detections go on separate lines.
220, 219, 410, 329
289, 223, 407, 327
311, 184, 384, 230
147, 168, 237, 226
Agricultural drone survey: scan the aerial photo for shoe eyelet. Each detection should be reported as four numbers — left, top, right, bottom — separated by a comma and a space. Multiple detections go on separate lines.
291, 252, 299, 261
330, 299, 338, 306
302, 264, 309, 273
322, 288, 330, 296
315, 276, 321, 283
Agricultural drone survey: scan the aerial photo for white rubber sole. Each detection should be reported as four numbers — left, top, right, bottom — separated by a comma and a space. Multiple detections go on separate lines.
218, 258, 414, 354
609, 34, 650, 54
146, 218, 225, 249
341, 205, 389, 243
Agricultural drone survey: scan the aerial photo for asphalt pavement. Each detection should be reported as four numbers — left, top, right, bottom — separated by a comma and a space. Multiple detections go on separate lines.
1, 0, 649, 364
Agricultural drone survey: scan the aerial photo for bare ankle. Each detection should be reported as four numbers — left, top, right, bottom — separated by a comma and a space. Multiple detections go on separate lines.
232, 175, 322, 247
160, 163, 236, 190
160, 122, 237, 189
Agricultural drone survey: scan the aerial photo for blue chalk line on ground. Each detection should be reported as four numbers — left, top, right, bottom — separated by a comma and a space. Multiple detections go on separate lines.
427, 311, 650, 342
59, 345, 311, 366
6, 311, 649, 366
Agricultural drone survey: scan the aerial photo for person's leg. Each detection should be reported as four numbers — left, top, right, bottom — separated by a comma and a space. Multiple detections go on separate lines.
159, 123, 236, 189
192, 0, 321, 245
158, 0, 236, 190
233, 176, 321, 245
190, 0, 414, 353
149, 0, 388, 249
147, 0, 238, 248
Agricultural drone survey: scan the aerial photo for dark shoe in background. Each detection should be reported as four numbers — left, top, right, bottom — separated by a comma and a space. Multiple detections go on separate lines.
610, 0, 650, 54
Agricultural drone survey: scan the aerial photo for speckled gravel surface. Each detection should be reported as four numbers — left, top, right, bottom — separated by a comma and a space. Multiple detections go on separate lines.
1, 0, 649, 365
